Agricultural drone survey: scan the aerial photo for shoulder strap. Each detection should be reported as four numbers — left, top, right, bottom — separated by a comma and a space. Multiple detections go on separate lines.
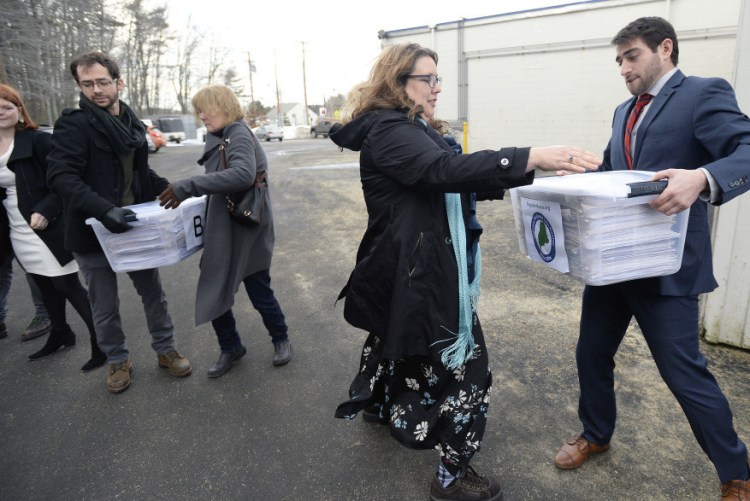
218, 122, 244, 170
218, 122, 268, 188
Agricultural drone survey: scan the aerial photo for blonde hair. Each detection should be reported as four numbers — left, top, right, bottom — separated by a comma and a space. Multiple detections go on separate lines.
191, 85, 244, 123
342, 43, 446, 132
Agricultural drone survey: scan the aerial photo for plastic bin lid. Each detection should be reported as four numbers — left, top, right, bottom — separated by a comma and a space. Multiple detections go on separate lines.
525, 170, 654, 199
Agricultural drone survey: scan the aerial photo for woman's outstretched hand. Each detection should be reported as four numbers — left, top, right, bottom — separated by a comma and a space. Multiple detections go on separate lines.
527, 146, 602, 174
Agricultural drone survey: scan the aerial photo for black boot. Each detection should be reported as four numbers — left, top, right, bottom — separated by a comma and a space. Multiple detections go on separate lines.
28, 326, 76, 361
81, 332, 107, 372
207, 347, 247, 378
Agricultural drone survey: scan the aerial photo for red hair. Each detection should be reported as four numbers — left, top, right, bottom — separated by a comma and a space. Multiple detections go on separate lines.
0, 84, 38, 130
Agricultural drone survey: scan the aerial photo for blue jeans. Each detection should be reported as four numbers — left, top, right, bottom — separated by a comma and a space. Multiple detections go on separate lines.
211, 269, 288, 353
0, 256, 47, 324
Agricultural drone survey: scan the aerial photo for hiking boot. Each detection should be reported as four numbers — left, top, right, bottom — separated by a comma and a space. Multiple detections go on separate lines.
21, 315, 51, 341
429, 465, 503, 501
107, 360, 132, 394
157, 351, 192, 377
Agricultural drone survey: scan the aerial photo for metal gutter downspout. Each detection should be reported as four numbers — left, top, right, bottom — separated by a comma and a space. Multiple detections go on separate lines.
458, 19, 468, 123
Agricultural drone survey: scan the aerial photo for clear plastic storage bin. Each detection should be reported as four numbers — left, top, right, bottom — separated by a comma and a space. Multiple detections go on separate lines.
85, 196, 206, 273
510, 171, 689, 286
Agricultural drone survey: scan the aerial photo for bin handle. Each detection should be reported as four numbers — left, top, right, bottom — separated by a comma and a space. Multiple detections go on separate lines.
627, 180, 668, 198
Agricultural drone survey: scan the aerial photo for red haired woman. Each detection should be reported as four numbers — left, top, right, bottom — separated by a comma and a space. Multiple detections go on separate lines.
0, 84, 105, 371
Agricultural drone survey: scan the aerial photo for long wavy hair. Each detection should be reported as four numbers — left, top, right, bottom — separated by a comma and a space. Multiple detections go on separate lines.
342, 43, 447, 132
0, 84, 38, 131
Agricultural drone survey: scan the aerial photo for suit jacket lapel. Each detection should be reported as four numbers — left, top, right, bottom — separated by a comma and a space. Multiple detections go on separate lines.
632, 70, 685, 168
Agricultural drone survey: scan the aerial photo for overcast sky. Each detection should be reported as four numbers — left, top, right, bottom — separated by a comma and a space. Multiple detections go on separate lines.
164, 0, 569, 107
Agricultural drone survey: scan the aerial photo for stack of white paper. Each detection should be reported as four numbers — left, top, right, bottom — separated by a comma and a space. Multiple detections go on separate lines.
86, 196, 206, 273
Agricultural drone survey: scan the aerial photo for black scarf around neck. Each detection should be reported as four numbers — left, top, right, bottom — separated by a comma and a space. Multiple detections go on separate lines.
78, 92, 146, 155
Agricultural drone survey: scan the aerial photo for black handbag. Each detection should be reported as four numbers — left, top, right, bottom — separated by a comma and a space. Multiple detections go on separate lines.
219, 134, 267, 226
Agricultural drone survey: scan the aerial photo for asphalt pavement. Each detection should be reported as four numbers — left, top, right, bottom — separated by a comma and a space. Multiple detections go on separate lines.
1, 139, 748, 500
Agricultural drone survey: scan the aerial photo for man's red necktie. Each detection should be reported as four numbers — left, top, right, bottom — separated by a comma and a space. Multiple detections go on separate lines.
624, 93, 653, 169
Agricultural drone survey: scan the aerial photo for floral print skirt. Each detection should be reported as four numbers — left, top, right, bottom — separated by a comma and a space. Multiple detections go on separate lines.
335, 321, 492, 469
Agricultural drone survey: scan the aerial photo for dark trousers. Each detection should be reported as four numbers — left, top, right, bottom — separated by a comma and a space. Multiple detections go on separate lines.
29, 272, 96, 338
577, 283, 748, 483
211, 269, 288, 353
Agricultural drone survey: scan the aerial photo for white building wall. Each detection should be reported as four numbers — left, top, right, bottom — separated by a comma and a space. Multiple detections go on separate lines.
382, 0, 741, 153
703, 0, 750, 349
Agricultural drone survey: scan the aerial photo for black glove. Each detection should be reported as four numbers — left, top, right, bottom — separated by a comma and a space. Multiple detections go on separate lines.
99, 207, 135, 233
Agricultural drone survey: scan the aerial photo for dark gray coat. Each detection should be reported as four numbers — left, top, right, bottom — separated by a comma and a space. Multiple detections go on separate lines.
171, 121, 274, 325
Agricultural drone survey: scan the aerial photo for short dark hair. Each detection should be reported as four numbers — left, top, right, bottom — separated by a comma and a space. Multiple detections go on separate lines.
69, 52, 121, 82
612, 16, 679, 66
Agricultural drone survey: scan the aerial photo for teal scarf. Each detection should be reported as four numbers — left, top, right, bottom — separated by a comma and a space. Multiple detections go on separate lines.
417, 118, 482, 369
440, 192, 482, 369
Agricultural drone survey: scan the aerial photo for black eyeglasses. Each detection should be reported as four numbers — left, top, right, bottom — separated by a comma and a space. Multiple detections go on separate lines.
79, 79, 116, 90
406, 74, 442, 88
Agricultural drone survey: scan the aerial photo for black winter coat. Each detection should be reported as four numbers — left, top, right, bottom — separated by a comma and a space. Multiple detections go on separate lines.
2, 129, 71, 266
329, 109, 534, 361
46, 107, 169, 252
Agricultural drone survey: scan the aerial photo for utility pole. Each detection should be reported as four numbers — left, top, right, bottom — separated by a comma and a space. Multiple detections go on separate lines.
274, 49, 282, 127
300, 41, 309, 125
247, 52, 255, 104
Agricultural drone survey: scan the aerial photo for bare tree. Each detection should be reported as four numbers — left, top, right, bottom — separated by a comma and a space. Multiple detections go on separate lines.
245, 100, 271, 128
205, 38, 229, 85
120, 0, 170, 115
0, 0, 122, 124
324, 93, 347, 120
170, 18, 202, 115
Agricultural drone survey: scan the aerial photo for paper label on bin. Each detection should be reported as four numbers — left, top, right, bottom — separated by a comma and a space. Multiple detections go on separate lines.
520, 197, 569, 273
181, 200, 206, 250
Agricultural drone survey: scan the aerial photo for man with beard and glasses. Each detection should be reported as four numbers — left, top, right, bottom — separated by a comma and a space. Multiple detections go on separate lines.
553, 17, 750, 499
47, 52, 192, 394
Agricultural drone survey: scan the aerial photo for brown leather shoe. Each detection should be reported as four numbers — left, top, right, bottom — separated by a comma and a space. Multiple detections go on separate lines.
554, 435, 610, 470
107, 360, 132, 394
157, 351, 192, 377
721, 458, 750, 500
722, 479, 750, 500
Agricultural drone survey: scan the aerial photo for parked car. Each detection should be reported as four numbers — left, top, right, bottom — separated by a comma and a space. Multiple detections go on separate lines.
147, 125, 167, 151
156, 116, 186, 143
255, 125, 284, 142
310, 119, 334, 138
